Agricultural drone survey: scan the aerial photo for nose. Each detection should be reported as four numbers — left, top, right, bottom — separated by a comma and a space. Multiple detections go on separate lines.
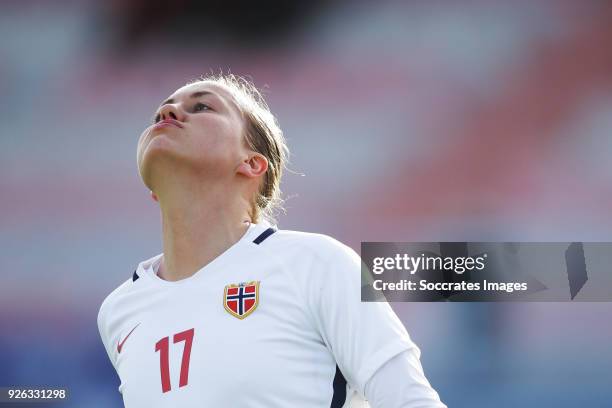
157, 103, 184, 122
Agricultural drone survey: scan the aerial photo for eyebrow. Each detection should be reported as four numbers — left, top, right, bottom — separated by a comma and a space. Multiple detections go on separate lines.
160, 91, 216, 107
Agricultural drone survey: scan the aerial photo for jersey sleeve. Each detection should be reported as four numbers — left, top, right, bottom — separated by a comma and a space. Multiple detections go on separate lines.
97, 296, 127, 395
97, 300, 118, 372
364, 350, 447, 407
307, 238, 419, 397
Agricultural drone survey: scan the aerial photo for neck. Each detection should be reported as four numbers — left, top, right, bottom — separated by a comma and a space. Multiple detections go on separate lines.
154, 177, 252, 282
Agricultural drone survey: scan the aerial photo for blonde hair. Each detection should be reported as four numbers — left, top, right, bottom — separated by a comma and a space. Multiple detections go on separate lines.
191, 74, 288, 224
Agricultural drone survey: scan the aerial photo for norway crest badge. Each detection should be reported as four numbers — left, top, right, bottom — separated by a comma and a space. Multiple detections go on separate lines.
223, 281, 260, 319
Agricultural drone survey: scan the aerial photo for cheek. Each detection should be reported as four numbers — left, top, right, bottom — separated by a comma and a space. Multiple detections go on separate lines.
191, 118, 245, 161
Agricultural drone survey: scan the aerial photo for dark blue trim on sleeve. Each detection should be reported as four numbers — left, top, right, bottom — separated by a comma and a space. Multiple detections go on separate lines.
330, 365, 347, 408
132, 270, 139, 282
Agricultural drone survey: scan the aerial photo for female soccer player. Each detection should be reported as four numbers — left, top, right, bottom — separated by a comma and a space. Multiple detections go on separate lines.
97, 74, 446, 407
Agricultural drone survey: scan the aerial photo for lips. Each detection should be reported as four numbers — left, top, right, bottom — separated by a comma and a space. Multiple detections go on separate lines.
153, 119, 184, 129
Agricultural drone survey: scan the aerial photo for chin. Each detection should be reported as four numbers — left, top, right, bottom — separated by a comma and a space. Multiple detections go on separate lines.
139, 142, 181, 185
145, 132, 177, 151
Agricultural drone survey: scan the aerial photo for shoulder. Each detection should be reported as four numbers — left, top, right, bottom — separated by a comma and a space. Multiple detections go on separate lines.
97, 277, 133, 329
97, 254, 160, 327
266, 228, 358, 264
262, 228, 361, 280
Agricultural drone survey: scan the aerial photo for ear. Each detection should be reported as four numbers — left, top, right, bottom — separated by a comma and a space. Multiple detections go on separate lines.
236, 153, 268, 179
150, 191, 159, 202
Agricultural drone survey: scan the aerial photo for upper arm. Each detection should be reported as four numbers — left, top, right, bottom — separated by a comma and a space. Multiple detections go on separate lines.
304, 238, 417, 395
97, 299, 118, 371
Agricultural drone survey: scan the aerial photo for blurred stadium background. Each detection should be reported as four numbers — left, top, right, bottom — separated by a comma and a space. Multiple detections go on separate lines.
1, 0, 612, 406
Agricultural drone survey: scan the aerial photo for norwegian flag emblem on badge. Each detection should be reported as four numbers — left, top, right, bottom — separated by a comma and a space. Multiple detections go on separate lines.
223, 281, 260, 319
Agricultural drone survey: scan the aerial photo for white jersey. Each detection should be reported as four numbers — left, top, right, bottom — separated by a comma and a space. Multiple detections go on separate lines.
97, 221, 420, 407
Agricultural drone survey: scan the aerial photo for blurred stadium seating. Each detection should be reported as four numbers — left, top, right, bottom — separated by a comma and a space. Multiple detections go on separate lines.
1, 1, 611, 406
